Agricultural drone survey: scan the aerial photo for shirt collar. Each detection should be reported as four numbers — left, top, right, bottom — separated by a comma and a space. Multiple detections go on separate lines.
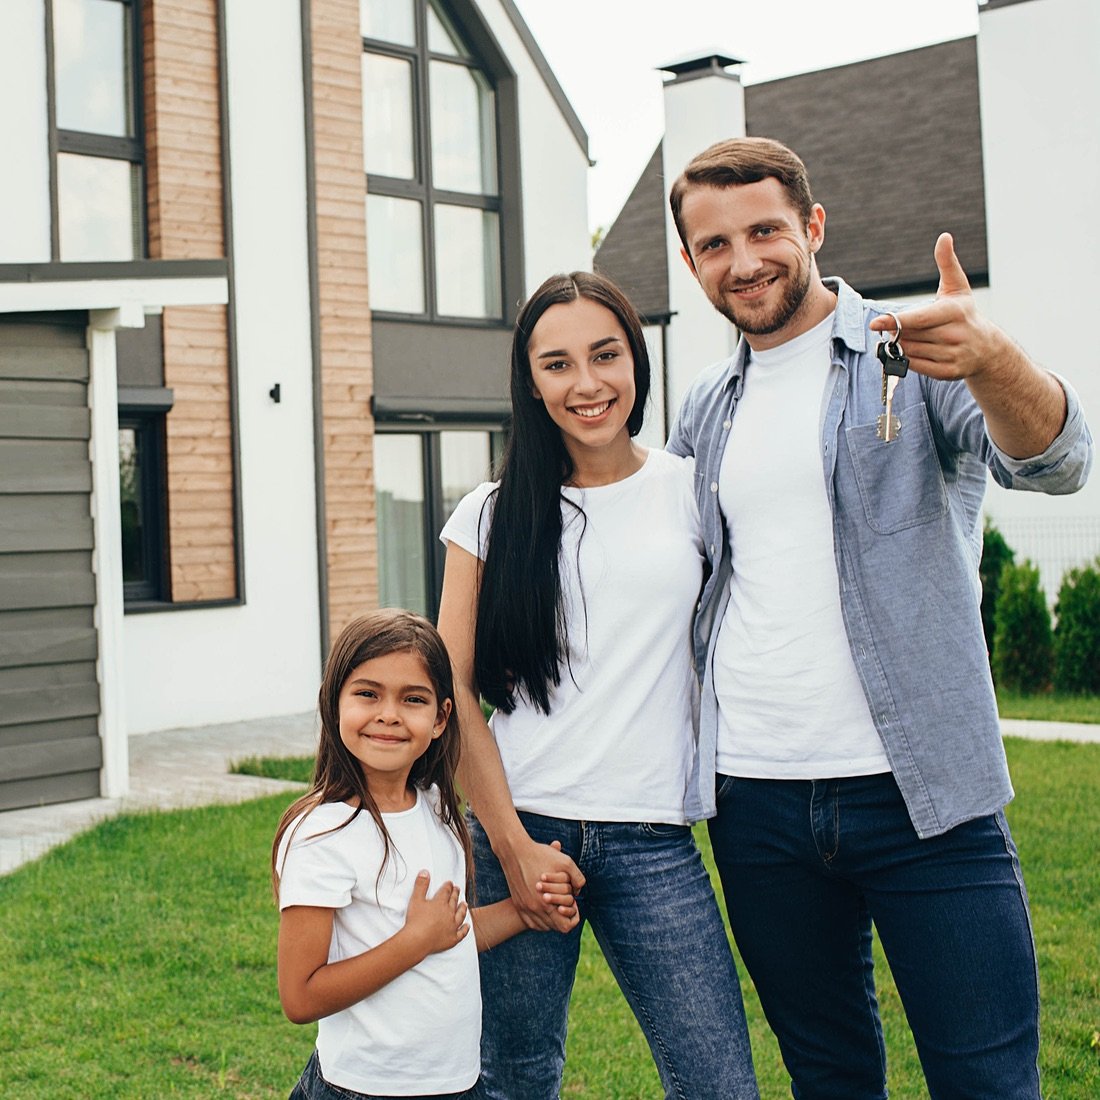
719, 276, 866, 393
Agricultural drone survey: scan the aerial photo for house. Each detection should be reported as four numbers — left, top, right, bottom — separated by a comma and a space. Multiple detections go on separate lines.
596, 0, 1099, 600
0, 0, 591, 811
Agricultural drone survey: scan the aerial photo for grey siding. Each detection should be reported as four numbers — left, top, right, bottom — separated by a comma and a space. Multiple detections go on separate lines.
0, 316, 101, 811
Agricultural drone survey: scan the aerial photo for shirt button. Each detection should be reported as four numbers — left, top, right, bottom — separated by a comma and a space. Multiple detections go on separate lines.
710, 482, 718, 493
709, 544, 716, 555
723, 420, 731, 429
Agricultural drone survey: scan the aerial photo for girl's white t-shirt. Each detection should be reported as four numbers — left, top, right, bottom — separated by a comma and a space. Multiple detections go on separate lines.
440, 448, 704, 824
277, 788, 479, 1096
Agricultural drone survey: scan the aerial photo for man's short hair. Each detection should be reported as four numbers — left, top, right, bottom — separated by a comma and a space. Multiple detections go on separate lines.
670, 137, 815, 257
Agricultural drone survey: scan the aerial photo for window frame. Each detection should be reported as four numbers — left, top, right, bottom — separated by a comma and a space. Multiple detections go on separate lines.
45, 0, 147, 262
374, 422, 504, 618
118, 406, 170, 608
363, 0, 507, 326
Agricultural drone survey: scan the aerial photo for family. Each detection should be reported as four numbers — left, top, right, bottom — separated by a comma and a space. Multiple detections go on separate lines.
271, 137, 1093, 1099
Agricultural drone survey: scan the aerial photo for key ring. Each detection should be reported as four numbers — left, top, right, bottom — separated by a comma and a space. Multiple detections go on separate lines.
879, 312, 904, 358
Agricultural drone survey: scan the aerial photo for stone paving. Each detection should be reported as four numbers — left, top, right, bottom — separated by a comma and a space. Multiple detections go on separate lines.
1, 711, 1097, 876
0, 711, 317, 875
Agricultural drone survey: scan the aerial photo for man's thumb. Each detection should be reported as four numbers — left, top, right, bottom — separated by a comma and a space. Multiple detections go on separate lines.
935, 232, 971, 297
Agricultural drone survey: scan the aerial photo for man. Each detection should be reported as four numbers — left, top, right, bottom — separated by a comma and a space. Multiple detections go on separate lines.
666, 137, 1092, 1100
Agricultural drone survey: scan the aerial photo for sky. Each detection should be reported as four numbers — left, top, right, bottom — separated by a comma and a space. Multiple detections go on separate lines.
511, 0, 982, 233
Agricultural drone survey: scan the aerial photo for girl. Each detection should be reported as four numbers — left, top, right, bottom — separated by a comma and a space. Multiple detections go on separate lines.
436, 273, 759, 1099
273, 609, 576, 1100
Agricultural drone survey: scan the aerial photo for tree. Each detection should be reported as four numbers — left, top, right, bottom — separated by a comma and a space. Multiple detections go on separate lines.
1053, 558, 1100, 694
979, 519, 1015, 662
992, 561, 1052, 694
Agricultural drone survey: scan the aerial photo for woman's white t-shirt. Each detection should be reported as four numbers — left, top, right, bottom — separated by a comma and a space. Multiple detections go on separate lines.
440, 449, 704, 824
277, 788, 479, 1096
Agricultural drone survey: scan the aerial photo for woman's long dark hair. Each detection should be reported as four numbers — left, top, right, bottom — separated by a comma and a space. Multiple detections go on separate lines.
474, 272, 651, 715
272, 609, 471, 896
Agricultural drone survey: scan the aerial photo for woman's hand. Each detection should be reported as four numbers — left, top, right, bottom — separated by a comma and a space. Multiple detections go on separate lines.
402, 871, 470, 956
499, 837, 584, 932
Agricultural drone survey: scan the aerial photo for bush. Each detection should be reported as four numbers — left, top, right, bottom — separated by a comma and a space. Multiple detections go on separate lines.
980, 520, 1015, 660
992, 560, 1052, 693
1053, 558, 1100, 694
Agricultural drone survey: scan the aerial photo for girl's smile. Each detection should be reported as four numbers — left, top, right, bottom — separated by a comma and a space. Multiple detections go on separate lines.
338, 649, 451, 808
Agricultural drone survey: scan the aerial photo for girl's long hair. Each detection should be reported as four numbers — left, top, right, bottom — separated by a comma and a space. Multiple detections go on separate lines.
474, 272, 651, 715
271, 609, 471, 896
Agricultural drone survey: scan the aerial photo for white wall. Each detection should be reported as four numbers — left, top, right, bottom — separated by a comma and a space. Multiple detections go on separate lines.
0, 0, 52, 262
661, 69, 745, 418
479, 1, 591, 290
978, 0, 1100, 594
122, 0, 322, 732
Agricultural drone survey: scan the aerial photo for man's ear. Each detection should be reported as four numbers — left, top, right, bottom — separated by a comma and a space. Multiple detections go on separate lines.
807, 203, 826, 255
680, 246, 699, 280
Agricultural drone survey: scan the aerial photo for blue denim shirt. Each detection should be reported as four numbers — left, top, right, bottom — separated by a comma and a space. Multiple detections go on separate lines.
668, 278, 1093, 837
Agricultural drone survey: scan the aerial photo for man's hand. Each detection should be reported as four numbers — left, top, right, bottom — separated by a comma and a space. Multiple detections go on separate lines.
868, 233, 1066, 457
868, 233, 1002, 382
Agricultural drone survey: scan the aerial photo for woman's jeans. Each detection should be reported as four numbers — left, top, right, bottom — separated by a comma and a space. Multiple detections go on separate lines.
470, 811, 759, 1100
708, 772, 1041, 1100
289, 1049, 477, 1100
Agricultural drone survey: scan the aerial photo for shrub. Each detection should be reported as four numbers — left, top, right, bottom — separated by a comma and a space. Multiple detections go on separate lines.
980, 519, 1015, 660
992, 560, 1052, 693
1053, 558, 1100, 694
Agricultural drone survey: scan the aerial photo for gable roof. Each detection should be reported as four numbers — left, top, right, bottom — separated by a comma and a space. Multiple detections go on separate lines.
497, 0, 589, 160
593, 144, 670, 320
596, 37, 987, 315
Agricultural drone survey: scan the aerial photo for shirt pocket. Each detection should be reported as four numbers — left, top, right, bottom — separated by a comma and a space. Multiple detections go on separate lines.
845, 400, 948, 534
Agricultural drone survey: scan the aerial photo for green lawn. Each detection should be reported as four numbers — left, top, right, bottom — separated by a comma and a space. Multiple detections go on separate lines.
2, 738, 1097, 1099
996, 690, 1100, 724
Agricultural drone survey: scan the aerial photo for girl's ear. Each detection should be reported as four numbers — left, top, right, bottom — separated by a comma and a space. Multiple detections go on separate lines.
432, 697, 452, 738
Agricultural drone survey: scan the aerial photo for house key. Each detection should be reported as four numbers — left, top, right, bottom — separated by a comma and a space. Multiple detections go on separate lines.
876, 313, 909, 442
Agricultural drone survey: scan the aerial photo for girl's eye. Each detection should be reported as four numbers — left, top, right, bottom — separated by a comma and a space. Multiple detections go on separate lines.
405, 695, 429, 705
595, 350, 618, 363
543, 360, 568, 372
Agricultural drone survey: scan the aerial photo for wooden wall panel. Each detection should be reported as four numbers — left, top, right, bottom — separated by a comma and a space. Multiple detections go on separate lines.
143, 0, 236, 602
310, 0, 379, 641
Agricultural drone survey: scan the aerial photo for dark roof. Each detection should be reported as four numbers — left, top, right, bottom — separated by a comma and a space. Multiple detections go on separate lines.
594, 144, 670, 320
595, 37, 987, 309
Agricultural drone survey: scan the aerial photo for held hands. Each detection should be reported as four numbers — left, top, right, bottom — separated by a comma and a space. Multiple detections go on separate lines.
501, 837, 585, 934
403, 870, 469, 957
868, 233, 1008, 383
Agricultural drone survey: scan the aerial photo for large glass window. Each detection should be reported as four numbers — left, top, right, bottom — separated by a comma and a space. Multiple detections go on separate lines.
361, 0, 502, 321
50, 0, 143, 261
374, 427, 500, 616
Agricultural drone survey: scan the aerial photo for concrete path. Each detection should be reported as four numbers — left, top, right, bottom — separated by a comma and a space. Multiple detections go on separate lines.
1, 712, 1096, 876
0, 711, 317, 876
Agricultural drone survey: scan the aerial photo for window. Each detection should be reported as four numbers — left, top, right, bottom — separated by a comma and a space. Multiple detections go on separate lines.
118, 412, 167, 604
49, 0, 144, 261
361, 0, 502, 321
375, 427, 502, 616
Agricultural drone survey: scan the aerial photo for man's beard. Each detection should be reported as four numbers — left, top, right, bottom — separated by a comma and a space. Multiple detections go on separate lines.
711, 259, 812, 336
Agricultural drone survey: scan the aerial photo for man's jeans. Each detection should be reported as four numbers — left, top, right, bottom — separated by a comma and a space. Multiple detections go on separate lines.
709, 772, 1041, 1100
471, 811, 759, 1100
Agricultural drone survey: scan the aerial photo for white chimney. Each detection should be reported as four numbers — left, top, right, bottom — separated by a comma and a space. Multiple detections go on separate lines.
659, 53, 746, 419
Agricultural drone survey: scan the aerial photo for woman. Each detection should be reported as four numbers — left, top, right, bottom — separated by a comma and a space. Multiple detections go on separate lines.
436, 272, 758, 1100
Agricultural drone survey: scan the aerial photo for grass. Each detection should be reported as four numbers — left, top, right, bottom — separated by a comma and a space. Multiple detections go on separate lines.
996, 690, 1100, 724
2, 738, 1097, 1098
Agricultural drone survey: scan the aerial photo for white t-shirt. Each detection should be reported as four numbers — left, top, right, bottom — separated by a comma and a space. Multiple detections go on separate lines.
277, 788, 479, 1096
713, 313, 891, 778
440, 449, 704, 823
